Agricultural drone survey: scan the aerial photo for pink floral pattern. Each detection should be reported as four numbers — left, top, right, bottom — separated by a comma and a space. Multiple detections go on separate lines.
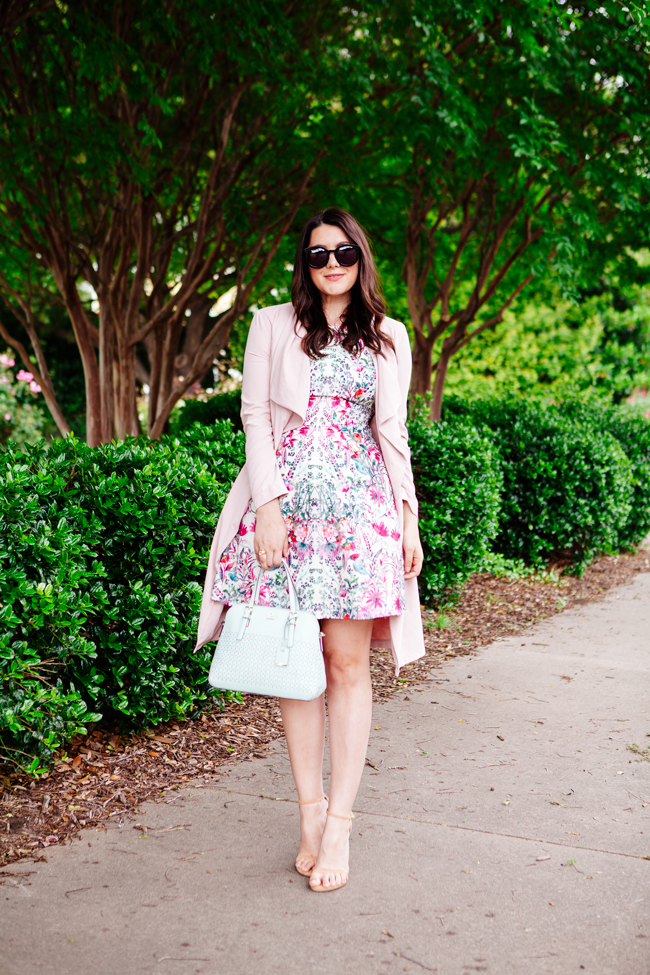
212, 339, 404, 619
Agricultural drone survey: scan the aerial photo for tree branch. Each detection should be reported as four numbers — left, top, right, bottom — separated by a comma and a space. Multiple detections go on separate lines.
0, 286, 71, 436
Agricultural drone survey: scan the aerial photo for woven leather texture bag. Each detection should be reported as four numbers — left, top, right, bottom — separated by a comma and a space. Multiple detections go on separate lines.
208, 559, 326, 701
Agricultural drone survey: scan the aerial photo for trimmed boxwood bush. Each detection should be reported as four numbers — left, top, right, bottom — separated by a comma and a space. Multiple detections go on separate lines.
606, 410, 650, 548
443, 397, 634, 571
0, 422, 245, 771
408, 417, 502, 606
170, 391, 243, 434
554, 400, 650, 550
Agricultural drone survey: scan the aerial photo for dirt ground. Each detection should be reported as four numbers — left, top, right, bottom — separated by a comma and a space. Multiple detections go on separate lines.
1, 544, 648, 871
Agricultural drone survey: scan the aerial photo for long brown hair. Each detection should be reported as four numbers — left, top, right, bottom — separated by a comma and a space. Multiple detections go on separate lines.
291, 208, 393, 359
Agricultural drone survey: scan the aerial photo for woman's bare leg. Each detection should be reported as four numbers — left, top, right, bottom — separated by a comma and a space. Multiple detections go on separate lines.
279, 694, 327, 873
310, 618, 373, 889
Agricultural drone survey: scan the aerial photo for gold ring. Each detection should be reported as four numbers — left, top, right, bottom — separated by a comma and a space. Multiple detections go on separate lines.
258, 550, 267, 556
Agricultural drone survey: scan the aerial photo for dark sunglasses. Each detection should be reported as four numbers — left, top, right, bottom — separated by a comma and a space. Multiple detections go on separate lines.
304, 243, 360, 269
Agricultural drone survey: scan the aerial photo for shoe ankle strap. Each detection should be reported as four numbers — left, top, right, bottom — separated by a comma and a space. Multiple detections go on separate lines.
298, 794, 327, 805
326, 810, 354, 820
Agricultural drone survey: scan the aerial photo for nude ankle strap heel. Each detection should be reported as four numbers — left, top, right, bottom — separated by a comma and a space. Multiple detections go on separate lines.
298, 794, 327, 805
295, 795, 328, 877
309, 811, 354, 893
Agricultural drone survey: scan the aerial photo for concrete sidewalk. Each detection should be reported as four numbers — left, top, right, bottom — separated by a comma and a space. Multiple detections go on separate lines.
2, 573, 649, 975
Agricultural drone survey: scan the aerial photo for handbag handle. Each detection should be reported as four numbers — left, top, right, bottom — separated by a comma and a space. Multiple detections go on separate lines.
249, 558, 299, 613
235, 559, 307, 654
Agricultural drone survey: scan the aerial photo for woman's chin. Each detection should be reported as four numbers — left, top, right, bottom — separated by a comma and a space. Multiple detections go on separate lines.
319, 281, 353, 298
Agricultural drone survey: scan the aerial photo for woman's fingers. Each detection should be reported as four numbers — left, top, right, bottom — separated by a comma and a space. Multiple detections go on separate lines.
403, 542, 423, 580
404, 544, 414, 575
254, 500, 288, 568
255, 533, 287, 567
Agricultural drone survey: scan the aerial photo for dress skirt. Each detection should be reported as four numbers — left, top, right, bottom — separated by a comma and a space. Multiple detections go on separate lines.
211, 338, 405, 619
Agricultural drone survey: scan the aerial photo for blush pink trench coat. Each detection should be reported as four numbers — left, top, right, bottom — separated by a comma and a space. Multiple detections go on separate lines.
194, 301, 426, 675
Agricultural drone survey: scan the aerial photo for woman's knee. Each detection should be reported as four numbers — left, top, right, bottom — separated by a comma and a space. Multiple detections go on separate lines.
325, 651, 369, 688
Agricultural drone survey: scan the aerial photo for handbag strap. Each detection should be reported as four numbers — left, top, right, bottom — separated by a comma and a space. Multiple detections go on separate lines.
235, 559, 307, 655
249, 557, 299, 613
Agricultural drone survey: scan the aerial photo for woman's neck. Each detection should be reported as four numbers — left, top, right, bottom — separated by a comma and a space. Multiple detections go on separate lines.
321, 292, 350, 330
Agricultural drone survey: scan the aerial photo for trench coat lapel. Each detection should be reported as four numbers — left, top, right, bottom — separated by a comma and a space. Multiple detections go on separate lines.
372, 348, 400, 427
372, 347, 409, 464
269, 313, 310, 421
268, 306, 407, 465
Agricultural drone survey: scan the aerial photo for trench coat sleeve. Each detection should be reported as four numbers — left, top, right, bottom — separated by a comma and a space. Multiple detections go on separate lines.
395, 323, 418, 517
240, 310, 288, 510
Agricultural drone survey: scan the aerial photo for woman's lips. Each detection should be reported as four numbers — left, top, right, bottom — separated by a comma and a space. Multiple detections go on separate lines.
324, 273, 345, 280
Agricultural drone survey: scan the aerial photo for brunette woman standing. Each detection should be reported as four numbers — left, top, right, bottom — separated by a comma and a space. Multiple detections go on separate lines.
196, 208, 425, 891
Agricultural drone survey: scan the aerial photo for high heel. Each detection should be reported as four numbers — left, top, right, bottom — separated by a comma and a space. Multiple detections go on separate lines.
309, 810, 354, 892
295, 794, 328, 877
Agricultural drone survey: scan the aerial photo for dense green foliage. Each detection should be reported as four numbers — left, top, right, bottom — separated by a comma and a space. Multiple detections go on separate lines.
408, 418, 502, 606
441, 285, 650, 405
555, 400, 650, 550
443, 398, 637, 570
0, 422, 244, 772
338, 1, 650, 413
170, 392, 243, 435
0, 0, 367, 442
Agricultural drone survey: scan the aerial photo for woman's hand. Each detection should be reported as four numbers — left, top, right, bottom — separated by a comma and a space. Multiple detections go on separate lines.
254, 499, 289, 569
403, 501, 423, 580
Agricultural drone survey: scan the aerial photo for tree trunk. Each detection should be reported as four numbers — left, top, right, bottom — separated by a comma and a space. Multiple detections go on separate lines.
430, 341, 453, 421
148, 308, 237, 439
64, 286, 103, 447
114, 344, 139, 440
410, 329, 436, 400
151, 312, 184, 433
98, 303, 115, 443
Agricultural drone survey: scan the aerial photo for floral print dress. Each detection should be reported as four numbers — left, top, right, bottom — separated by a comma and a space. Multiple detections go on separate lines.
211, 337, 405, 619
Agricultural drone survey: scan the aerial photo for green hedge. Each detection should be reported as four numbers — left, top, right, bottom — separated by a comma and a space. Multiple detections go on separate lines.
443, 398, 636, 571
170, 391, 243, 434
554, 400, 650, 550
0, 422, 245, 771
408, 417, 502, 606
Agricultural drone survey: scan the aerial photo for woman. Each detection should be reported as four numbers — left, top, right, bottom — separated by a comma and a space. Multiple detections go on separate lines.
196, 208, 425, 892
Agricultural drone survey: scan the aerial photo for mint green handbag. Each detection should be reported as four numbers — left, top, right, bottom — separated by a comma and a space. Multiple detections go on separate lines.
208, 559, 326, 701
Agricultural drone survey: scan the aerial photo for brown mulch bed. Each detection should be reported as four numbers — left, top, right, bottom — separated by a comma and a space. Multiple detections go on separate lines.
1, 545, 648, 872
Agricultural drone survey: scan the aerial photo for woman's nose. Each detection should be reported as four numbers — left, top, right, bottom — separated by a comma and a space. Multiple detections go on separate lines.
327, 252, 340, 268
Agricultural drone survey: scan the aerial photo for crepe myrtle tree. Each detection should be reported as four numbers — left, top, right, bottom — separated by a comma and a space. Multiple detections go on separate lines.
0, 0, 354, 443
348, 0, 650, 419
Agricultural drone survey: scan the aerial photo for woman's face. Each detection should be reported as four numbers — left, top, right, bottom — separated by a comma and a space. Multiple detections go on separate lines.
307, 223, 359, 300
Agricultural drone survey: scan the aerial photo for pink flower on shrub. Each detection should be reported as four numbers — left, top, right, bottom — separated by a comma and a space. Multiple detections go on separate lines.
16, 369, 33, 382
29, 380, 41, 393
3, 412, 10, 421
645, 412, 650, 419
0, 354, 15, 367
